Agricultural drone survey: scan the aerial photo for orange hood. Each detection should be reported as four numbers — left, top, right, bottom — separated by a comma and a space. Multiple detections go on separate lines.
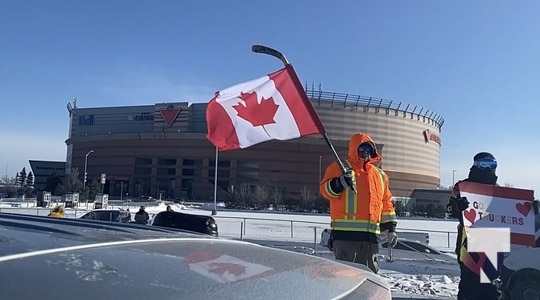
347, 133, 381, 168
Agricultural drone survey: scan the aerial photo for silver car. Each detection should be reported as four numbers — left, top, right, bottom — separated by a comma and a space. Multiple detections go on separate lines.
0, 212, 392, 300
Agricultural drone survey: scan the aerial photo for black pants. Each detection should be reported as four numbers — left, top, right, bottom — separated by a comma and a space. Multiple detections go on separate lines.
332, 240, 379, 273
458, 262, 501, 300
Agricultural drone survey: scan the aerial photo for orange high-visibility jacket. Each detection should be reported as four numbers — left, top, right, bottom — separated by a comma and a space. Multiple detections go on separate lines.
320, 133, 397, 234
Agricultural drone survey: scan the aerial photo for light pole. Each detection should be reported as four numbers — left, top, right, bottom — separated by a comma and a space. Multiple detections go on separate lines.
212, 146, 218, 216
319, 156, 323, 181
84, 150, 94, 186
452, 169, 457, 187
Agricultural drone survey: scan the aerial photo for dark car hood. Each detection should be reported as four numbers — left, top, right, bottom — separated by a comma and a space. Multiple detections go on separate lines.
0, 213, 391, 300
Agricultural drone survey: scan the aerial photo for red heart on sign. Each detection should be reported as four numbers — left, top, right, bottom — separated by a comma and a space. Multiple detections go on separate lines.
516, 202, 532, 217
463, 209, 476, 224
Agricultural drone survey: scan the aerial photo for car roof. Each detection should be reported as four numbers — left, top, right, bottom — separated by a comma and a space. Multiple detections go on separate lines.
0, 213, 391, 300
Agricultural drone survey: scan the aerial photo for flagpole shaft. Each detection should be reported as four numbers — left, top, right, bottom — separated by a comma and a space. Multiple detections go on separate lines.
322, 133, 347, 173
323, 133, 356, 192
213, 146, 218, 214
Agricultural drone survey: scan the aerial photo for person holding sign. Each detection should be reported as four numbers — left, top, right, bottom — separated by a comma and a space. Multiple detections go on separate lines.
447, 152, 502, 300
320, 133, 398, 274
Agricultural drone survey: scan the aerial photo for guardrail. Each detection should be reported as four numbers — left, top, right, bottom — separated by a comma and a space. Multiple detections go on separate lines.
210, 215, 457, 249
0, 206, 458, 250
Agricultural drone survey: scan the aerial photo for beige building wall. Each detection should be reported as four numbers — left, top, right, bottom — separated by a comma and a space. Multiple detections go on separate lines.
66, 90, 443, 199
310, 93, 442, 196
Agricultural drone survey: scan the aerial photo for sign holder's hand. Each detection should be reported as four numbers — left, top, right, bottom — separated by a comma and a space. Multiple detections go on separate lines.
456, 197, 470, 211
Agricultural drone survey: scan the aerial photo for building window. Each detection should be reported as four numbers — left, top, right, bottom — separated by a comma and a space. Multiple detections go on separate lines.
157, 179, 174, 199
134, 178, 151, 198
181, 179, 194, 200
135, 158, 152, 165
134, 167, 152, 175
237, 161, 258, 169
183, 159, 195, 166
209, 160, 230, 168
208, 169, 230, 178
158, 158, 176, 166
182, 169, 194, 176
237, 161, 259, 181
157, 168, 176, 176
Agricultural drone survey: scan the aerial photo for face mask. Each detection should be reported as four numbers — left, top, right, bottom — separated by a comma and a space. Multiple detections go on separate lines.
468, 167, 498, 185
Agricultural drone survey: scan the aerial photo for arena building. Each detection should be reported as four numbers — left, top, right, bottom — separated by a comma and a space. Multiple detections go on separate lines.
64, 89, 443, 201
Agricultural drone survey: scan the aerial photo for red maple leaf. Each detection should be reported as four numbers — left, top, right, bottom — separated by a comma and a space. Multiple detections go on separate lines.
208, 262, 246, 276
233, 91, 279, 127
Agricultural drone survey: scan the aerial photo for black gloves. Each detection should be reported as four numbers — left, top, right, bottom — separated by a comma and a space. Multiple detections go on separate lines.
456, 197, 470, 211
338, 169, 354, 189
446, 196, 469, 219
329, 168, 355, 194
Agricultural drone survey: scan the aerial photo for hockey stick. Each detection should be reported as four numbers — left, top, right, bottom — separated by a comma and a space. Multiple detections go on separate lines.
252, 44, 290, 66
251, 45, 352, 185
388, 242, 394, 262
386, 239, 440, 262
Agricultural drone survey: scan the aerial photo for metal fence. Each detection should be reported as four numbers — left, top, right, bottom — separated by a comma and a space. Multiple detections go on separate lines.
209, 215, 457, 250
0, 205, 458, 250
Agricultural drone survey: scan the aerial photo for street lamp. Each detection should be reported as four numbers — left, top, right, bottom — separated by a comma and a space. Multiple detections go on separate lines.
452, 169, 457, 187
84, 150, 94, 186
319, 155, 323, 181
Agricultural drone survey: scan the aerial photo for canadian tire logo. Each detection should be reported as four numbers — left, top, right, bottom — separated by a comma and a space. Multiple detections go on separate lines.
160, 105, 182, 127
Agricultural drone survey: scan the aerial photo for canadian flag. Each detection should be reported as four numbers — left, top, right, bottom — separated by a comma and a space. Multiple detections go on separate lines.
183, 250, 275, 283
206, 65, 325, 151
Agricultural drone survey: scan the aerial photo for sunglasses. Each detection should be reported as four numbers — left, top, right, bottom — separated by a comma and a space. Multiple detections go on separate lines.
473, 158, 497, 170
358, 144, 374, 154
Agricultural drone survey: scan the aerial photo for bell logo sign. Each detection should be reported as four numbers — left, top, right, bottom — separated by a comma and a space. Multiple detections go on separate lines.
423, 129, 441, 146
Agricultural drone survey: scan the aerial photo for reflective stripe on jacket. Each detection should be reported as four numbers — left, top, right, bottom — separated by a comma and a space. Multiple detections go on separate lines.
320, 133, 397, 234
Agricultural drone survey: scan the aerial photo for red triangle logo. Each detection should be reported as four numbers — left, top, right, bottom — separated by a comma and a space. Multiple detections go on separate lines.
159, 105, 182, 127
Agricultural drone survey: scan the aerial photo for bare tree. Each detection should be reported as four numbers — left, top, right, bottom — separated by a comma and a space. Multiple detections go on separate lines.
224, 185, 236, 208
235, 183, 252, 209
298, 185, 317, 211
269, 184, 283, 210
253, 183, 270, 209
0, 175, 17, 197
56, 168, 84, 195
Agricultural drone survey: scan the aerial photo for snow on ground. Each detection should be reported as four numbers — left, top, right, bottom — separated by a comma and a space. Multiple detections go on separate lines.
309, 242, 459, 298
378, 258, 459, 298
1, 202, 461, 299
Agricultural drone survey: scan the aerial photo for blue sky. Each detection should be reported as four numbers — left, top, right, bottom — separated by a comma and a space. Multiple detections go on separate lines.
1, 1, 539, 195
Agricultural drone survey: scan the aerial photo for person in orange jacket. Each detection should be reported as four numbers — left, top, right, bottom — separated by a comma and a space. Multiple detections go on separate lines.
320, 132, 398, 273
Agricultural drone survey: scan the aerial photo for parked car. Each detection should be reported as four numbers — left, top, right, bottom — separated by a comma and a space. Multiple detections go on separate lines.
151, 211, 218, 237
0, 212, 392, 299
79, 208, 131, 223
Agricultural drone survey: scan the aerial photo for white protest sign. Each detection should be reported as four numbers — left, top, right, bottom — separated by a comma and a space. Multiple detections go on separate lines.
460, 182, 535, 246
